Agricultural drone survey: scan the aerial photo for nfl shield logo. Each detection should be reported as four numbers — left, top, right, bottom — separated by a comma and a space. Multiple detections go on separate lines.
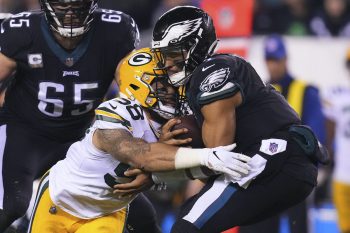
269, 142, 278, 153
65, 57, 74, 67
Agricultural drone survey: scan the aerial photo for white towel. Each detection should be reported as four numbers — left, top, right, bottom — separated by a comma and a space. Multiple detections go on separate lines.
225, 154, 267, 189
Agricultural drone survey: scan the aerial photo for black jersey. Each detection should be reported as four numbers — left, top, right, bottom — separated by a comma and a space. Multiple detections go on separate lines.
0, 9, 139, 141
187, 54, 301, 149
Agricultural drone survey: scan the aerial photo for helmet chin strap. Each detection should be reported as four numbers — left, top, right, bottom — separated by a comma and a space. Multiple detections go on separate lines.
168, 40, 199, 87
208, 39, 219, 56
56, 26, 85, 37
153, 101, 176, 120
44, 1, 96, 38
169, 70, 188, 87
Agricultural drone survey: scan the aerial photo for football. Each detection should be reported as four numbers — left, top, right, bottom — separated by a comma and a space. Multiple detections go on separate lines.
171, 115, 204, 148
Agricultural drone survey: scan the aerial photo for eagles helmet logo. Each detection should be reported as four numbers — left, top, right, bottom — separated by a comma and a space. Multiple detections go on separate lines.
153, 18, 202, 47
200, 68, 231, 92
128, 52, 152, 66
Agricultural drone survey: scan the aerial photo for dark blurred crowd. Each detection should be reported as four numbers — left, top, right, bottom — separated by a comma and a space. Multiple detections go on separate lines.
254, 0, 350, 36
2, 0, 350, 37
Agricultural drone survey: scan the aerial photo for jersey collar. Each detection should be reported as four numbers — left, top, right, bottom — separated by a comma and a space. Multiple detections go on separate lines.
40, 16, 93, 67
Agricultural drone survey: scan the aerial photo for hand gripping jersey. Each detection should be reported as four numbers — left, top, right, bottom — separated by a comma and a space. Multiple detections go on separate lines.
323, 87, 350, 183
187, 54, 301, 150
49, 97, 159, 219
0, 9, 139, 141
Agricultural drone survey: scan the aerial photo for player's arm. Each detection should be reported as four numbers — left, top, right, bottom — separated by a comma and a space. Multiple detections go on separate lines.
0, 13, 27, 82
0, 52, 16, 82
0, 53, 16, 105
93, 127, 250, 176
113, 119, 212, 195
201, 92, 243, 148
94, 128, 177, 171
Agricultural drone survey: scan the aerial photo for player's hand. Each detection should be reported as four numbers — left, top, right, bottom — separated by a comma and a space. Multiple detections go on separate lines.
159, 118, 192, 146
201, 144, 252, 180
113, 168, 153, 197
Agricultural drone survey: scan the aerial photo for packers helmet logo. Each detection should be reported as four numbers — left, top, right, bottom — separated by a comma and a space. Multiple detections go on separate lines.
128, 52, 152, 66
200, 68, 230, 92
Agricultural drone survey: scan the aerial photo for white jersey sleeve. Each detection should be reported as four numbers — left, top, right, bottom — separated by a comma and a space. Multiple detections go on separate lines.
93, 97, 159, 140
94, 97, 135, 132
49, 97, 159, 219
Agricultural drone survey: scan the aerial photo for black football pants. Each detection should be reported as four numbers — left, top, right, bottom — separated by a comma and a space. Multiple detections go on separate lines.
171, 170, 314, 233
0, 122, 71, 232
171, 132, 317, 233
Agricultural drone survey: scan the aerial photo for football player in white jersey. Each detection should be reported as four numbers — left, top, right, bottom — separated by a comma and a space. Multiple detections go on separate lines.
26, 48, 252, 233
323, 50, 350, 233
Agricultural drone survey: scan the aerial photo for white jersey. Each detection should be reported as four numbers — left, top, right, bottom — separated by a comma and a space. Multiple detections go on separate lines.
49, 97, 160, 219
323, 87, 350, 183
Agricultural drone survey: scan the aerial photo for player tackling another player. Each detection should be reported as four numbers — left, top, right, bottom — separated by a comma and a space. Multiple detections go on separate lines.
27, 48, 252, 233
151, 6, 329, 233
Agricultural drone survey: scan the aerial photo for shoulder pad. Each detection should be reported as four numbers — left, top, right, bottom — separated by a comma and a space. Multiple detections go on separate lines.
94, 9, 135, 28
94, 9, 140, 48
1, 11, 42, 32
0, 11, 42, 56
192, 59, 240, 105
95, 98, 135, 131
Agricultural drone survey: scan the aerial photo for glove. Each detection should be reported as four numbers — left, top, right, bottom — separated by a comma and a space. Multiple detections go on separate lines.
174, 144, 251, 180
200, 144, 251, 180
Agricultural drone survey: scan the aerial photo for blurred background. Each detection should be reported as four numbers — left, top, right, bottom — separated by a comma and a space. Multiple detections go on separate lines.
1, 0, 349, 87
1, 1, 350, 233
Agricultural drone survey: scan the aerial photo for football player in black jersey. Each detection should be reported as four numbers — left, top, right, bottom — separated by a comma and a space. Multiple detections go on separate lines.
0, 1, 160, 232
152, 6, 326, 233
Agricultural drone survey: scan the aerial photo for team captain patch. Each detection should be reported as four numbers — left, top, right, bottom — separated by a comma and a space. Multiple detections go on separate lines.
259, 138, 287, 156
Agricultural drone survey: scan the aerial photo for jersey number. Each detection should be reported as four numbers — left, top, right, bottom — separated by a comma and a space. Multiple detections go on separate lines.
101, 9, 122, 23
117, 98, 144, 120
38, 82, 98, 117
104, 163, 135, 188
9, 12, 31, 28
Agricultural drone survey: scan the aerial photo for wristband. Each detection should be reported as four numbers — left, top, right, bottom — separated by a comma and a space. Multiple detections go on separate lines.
174, 147, 208, 169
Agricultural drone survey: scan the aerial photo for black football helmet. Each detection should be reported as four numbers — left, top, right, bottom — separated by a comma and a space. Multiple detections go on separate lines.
152, 6, 218, 87
40, 0, 98, 38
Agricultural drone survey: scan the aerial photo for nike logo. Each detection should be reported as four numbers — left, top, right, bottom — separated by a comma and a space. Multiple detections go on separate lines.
109, 102, 118, 110
213, 151, 220, 160
202, 64, 215, 72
